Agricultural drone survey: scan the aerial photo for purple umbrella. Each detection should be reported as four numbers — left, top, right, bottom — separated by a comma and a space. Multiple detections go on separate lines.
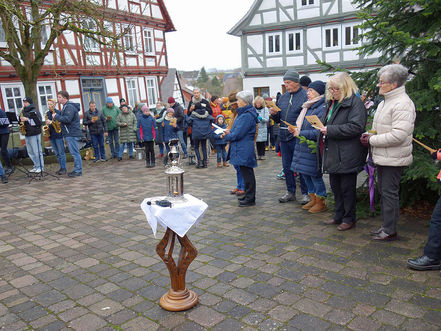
364, 152, 376, 214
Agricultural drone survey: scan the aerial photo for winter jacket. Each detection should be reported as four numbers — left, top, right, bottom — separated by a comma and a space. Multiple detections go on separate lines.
21, 104, 42, 137
54, 102, 82, 138
291, 96, 326, 177
319, 94, 367, 174
0, 109, 10, 135
369, 86, 416, 167
102, 104, 120, 131
188, 97, 212, 115
155, 108, 167, 144
83, 109, 107, 136
117, 111, 137, 143
172, 103, 186, 130
137, 114, 156, 142
188, 108, 214, 140
46, 109, 63, 139
224, 104, 259, 168
211, 102, 222, 119
272, 88, 307, 142
162, 117, 178, 143
212, 115, 227, 146
255, 106, 269, 142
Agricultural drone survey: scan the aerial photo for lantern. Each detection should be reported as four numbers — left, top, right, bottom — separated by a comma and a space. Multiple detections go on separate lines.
165, 139, 185, 199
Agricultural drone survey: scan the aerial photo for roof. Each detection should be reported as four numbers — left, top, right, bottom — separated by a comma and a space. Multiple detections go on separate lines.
160, 68, 178, 100
227, 0, 261, 36
158, 0, 176, 32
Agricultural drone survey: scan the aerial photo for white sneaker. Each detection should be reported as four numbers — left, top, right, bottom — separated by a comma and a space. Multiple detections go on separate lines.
29, 168, 37, 173
301, 194, 311, 205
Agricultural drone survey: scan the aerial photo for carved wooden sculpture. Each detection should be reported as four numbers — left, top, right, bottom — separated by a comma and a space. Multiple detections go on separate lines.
156, 227, 198, 311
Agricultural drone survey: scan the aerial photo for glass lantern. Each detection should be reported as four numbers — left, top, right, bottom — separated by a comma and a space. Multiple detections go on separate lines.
165, 139, 185, 200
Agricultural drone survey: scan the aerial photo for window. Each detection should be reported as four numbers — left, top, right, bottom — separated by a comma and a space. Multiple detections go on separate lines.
83, 20, 100, 51
287, 31, 302, 52
344, 25, 359, 46
0, 22, 5, 43
143, 28, 154, 54
126, 78, 138, 108
301, 0, 315, 5
253, 87, 269, 98
267, 33, 281, 54
2, 85, 24, 116
146, 77, 158, 107
123, 25, 135, 52
324, 27, 340, 48
38, 84, 55, 113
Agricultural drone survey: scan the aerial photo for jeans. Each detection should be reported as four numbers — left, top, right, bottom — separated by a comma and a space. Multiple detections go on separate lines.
424, 194, 441, 260
280, 139, 307, 195
0, 133, 11, 168
177, 130, 188, 156
25, 134, 44, 171
119, 142, 134, 158
91, 134, 106, 160
216, 144, 227, 163
302, 174, 326, 197
194, 139, 207, 162
65, 136, 82, 173
234, 164, 245, 190
158, 143, 164, 155
107, 128, 120, 157
0, 160, 4, 176
50, 138, 66, 170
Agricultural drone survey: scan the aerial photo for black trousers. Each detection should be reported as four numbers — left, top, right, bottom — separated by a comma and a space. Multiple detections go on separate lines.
256, 141, 266, 157
240, 166, 256, 203
0, 133, 11, 168
329, 173, 357, 224
377, 165, 403, 235
424, 194, 441, 260
194, 139, 207, 163
143, 141, 155, 164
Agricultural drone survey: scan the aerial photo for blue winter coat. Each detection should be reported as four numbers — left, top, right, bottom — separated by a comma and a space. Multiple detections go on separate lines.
224, 104, 258, 168
137, 114, 156, 142
55, 102, 82, 138
291, 97, 326, 177
188, 109, 214, 140
271, 88, 307, 142
162, 117, 178, 143
212, 115, 227, 146
0, 109, 10, 135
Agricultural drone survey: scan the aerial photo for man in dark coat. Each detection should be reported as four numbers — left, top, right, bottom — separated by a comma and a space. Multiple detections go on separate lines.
168, 97, 188, 158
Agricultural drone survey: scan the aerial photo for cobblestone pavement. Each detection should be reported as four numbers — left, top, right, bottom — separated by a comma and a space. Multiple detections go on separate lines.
1, 152, 440, 330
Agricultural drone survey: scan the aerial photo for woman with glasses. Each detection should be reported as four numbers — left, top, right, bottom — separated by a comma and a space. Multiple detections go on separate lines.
320, 72, 367, 231
361, 64, 415, 241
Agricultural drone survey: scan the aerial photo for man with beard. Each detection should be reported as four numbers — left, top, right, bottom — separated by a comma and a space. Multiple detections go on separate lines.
187, 88, 212, 116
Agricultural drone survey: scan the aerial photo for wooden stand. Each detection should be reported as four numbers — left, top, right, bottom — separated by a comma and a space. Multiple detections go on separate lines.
156, 227, 198, 311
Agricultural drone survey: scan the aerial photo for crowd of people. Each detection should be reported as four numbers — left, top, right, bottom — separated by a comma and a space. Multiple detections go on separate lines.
2, 64, 441, 275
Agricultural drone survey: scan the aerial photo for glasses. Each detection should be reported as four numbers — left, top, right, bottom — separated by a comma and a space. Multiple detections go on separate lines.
328, 87, 340, 91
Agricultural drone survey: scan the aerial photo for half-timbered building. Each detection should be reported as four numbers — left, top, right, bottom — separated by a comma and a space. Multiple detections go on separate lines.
228, 0, 381, 97
0, 0, 175, 120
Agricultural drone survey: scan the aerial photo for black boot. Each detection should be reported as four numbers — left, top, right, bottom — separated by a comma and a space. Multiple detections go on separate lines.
202, 159, 207, 168
196, 159, 203, 168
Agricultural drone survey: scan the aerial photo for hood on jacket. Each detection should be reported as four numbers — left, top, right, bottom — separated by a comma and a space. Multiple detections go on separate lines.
237, 104, 258, 123
71, 102, 81, 112
216, 114, 225, 125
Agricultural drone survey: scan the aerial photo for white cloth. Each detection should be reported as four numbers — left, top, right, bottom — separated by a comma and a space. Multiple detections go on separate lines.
140, 194, 208, 238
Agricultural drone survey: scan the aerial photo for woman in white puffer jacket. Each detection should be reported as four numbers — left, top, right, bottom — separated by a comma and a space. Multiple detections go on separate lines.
368, 64, 416, 241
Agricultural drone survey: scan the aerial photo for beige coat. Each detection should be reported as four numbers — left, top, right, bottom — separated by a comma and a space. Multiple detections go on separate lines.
370, 86, 416, 166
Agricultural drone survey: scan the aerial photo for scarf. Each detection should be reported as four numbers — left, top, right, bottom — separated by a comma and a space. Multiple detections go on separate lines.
192, 95, 203, 105
296, 95, 323, 128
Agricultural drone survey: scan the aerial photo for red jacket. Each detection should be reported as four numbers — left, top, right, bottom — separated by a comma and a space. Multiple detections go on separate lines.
211, 102, 222, 119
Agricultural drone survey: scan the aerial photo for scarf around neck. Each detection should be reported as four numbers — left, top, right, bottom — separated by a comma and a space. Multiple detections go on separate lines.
296, 95, 324, 128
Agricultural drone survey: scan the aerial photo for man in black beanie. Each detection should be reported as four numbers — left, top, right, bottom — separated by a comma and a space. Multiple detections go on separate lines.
269, 70, 309, 204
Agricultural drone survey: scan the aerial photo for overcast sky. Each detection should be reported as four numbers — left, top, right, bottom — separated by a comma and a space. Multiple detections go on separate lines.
164, 0, 255, 71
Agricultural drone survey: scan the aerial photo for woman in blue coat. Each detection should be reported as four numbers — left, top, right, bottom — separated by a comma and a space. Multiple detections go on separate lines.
222, 91, 259, 207
291, 81, 327, 213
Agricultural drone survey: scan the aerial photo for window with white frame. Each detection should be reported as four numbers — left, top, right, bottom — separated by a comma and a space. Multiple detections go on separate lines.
2, 85, 24, 116
267, 33, 281, 54
146, 77, 158, 107
38, 84, 55, 114
324, 26, 340, 49
287, 30, 302, 52
126, 78, 138, 108
344, 25, 360, 47
83, 20, 100, 51
143, 28, 154, 54
123, 25, 135, 52
301, 0, 315, 5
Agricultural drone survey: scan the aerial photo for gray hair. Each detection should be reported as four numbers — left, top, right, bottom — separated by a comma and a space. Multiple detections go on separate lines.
236, 90, 254, 105
193, 87, 201, 93
378, 64, 409, 87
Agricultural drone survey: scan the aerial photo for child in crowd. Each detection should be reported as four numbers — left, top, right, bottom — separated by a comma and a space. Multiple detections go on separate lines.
137, 105, 156, 168
213, 114, 229, 168
162, 108, 178, 166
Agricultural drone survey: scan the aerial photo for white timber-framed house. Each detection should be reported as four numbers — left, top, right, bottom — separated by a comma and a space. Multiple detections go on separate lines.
0, 0, 175, 121
228, 0, 381, 98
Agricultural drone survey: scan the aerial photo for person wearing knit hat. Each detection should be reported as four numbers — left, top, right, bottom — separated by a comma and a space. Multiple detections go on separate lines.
168, 97, 188, 158
290, 80, 328, 214
119, 98, 132, 112
269, 69, 309, 204
102, 96, 121, 158
299, 76, 312, 90
162, 107, 179, 166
